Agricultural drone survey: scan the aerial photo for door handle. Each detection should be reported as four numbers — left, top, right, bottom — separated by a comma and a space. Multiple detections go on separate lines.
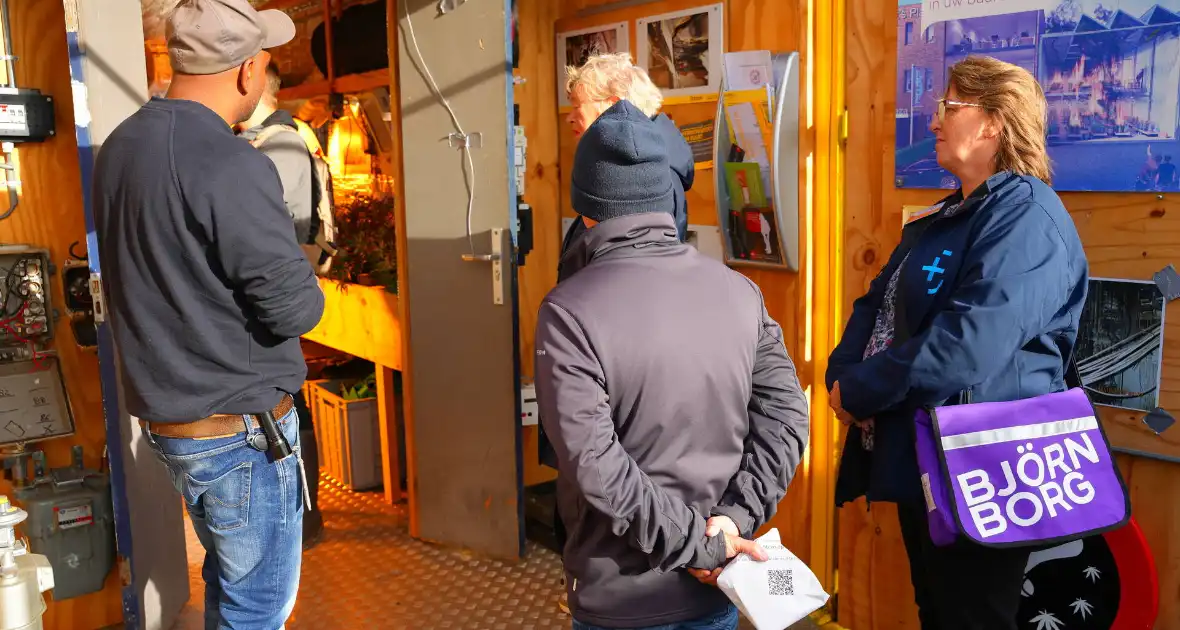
460, 227, 505, 305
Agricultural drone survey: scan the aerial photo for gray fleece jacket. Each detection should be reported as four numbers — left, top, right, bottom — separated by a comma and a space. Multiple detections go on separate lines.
535, 212, 810, 628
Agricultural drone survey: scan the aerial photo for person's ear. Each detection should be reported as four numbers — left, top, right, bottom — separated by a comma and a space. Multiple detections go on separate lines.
238, 58, 256, 95
984, 114, 1002, 140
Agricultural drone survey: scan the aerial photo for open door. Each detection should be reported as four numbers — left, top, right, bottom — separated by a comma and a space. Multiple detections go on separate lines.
395, 0, 523, 559
64, 0, 190, 627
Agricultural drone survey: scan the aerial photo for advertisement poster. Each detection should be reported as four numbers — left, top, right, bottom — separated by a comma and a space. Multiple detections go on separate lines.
677, 119, 715, 169
896, 0, 1180, 192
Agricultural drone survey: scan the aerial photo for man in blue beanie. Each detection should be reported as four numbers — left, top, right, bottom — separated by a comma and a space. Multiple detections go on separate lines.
557, 52, 695, 283
534, 99, 811, 630
544, 56, 696, 616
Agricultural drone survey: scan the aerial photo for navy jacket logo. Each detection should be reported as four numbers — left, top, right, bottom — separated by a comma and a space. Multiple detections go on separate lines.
922, 250, 953, 294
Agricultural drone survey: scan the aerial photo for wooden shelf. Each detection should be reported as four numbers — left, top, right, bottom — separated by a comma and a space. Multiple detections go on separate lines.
303, 278, 402, 370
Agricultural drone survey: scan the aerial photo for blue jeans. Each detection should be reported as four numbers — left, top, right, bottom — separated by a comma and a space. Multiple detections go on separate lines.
572, 605, 739, 630
147, 408, 305, 630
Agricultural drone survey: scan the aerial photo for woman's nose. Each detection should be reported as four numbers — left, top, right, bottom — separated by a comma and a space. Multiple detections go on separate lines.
929, 115, 940, 133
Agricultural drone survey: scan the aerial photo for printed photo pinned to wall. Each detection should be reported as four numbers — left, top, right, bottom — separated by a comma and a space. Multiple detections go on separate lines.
556, 23, 630, 108
1076, 278, 1167, 413
894, 0, 1180, 192
636, 3, 724, 99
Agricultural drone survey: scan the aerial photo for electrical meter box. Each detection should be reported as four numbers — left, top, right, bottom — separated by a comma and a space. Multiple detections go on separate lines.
0, 89, 56, 143
0, 245, 55, 359
14, 453, 114, 600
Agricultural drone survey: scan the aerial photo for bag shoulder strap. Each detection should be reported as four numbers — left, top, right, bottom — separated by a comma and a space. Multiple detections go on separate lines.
1065, 349, 1083, 389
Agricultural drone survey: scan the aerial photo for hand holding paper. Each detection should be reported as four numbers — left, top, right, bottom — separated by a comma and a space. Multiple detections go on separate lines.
716, 529, 830, 630
688, 517, 765, 586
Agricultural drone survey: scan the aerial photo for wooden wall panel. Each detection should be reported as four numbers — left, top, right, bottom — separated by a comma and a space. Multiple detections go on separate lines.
516, 0, 822, 565
516, 0, 564, 487
841, 0, 1180, 627
0, 0, 123, 627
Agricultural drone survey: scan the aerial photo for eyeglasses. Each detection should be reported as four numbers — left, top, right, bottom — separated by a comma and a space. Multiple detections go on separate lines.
936, 98, 984, 122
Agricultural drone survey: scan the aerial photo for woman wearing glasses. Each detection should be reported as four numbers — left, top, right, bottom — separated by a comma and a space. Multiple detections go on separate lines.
826, 56, 1089, 629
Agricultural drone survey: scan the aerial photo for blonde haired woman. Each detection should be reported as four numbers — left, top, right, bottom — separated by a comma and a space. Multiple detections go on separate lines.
557, 53, 695, 280
827, 56, 1088, 629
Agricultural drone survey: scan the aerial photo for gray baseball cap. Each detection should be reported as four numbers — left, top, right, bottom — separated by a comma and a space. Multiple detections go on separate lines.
166, 0, 296, 75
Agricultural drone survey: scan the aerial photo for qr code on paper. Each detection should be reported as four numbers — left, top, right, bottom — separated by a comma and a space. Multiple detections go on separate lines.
768, 569, 794, 596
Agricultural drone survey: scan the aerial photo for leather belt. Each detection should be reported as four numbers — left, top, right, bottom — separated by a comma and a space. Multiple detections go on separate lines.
141, 394, 295, 439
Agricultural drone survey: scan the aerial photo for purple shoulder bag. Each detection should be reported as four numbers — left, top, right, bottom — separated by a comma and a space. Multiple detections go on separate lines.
894, 209, 1129, 548
913, 367, 1130, 548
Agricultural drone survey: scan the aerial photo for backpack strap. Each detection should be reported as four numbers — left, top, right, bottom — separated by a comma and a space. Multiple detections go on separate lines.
249, 123, 300, 149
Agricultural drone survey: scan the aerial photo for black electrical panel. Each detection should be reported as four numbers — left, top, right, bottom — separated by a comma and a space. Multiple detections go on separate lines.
0, 89, 55, 143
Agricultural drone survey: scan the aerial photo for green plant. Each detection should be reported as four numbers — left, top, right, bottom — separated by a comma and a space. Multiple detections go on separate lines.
340, 373, 377, 400
326, 194, 398, 292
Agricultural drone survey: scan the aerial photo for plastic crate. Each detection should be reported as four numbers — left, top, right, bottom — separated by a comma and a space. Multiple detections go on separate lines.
309, 379, 382, 491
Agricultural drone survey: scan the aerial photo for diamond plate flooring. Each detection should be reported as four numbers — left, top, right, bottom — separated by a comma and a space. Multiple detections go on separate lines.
171, 474, 820, 630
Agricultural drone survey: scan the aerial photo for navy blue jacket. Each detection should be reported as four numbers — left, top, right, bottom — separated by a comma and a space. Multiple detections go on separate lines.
828, 172, 1088, 506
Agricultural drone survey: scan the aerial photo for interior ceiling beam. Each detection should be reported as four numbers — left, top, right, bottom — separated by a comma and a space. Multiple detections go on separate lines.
277, 68, 389, 101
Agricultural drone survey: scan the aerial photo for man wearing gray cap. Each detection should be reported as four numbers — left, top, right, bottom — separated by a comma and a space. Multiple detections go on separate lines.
93, 0, 322, 627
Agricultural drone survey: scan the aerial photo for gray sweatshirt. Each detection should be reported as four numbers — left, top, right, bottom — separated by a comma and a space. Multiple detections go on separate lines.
535, 212, 810, 627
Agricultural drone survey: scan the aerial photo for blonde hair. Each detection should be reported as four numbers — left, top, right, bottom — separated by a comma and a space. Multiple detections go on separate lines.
566, 52, 663, 118
947, 56, 1052, 184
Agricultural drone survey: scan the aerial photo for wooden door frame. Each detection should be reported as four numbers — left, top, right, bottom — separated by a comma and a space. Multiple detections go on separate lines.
807, 0, 847, 612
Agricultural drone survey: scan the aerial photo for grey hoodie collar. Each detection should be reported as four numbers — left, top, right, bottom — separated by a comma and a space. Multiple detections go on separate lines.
558, 212, 681, 278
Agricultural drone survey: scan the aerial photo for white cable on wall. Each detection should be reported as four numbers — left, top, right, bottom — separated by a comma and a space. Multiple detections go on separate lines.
401, 1, 478, 256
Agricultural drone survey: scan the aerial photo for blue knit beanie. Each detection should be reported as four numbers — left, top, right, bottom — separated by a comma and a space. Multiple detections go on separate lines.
571, 99, 675, 223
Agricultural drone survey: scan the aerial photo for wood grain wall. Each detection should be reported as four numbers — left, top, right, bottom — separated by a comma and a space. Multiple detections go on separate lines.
0, 0, 124, 627
841, 0, 1180, 627
514, 0, 825, 568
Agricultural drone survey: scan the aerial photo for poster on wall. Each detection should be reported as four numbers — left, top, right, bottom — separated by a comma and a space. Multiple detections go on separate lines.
677, 119, 715, 169
636, 3, 725, 99
1076, 278, 1166, 413
895, 0, 1180, 192
557, 23, 630, 107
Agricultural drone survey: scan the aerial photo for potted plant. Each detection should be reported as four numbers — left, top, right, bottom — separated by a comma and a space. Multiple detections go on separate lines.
326, 194, 398, 293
